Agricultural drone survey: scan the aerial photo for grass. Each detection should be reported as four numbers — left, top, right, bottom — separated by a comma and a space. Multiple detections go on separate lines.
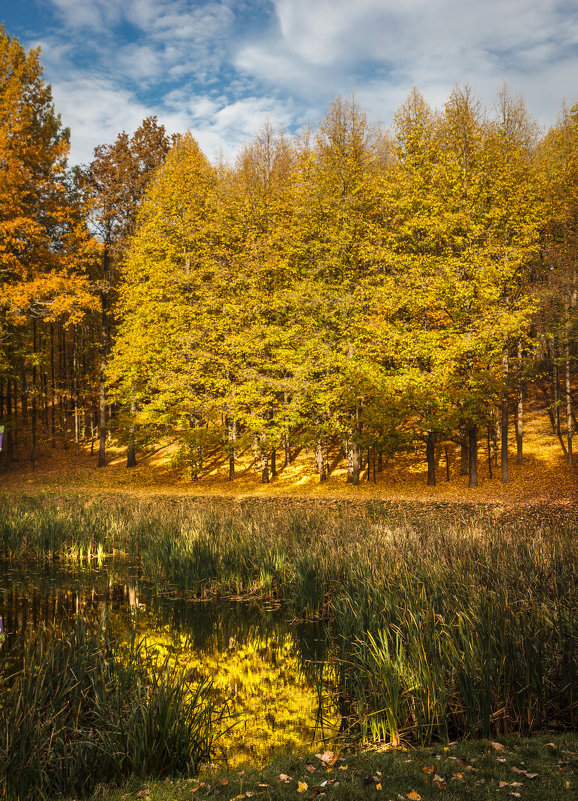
64, 733, 577, 801
0, 617, 229, 801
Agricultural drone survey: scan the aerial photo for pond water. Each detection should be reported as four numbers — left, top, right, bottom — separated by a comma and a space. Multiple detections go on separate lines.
0, 559, 340, 766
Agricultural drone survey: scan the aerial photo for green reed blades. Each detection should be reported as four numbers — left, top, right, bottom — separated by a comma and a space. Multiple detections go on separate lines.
0, 618, 228, 801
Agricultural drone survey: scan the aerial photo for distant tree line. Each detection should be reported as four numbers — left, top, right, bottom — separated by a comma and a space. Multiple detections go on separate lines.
1, 26, 576, 486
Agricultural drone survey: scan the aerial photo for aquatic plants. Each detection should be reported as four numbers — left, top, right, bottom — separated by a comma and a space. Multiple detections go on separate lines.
0, 617, 227, 801
0, 493, 576, 750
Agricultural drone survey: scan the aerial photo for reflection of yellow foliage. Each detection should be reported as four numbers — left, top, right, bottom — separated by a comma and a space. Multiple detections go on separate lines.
132, 617, 339, 767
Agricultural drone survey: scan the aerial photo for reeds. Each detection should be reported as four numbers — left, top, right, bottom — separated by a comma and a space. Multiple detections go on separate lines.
1, 493, 576, 750
0, 617, 227, 801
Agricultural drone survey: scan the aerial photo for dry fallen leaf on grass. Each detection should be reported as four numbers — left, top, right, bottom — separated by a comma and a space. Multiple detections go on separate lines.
279, 774, 292, 784
297, 781, 308, 793
423, 765, 435, 774
491, 742, 505, 751
306, 765, 316, 774
375, 783, 382, 790
315, 750, 340, 766
406, 792, 422, 800
511, 767, 539, 778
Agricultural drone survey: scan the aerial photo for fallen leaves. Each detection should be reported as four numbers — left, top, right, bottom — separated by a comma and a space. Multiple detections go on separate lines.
315, 750, 341, 766
511, 766, 539, 779
297, 781, 308, 793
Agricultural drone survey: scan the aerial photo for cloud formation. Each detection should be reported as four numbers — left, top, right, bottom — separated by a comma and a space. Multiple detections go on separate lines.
7, 0, 578, 165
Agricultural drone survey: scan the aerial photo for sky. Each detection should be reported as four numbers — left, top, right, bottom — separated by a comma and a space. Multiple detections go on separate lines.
2, 0, 578, 167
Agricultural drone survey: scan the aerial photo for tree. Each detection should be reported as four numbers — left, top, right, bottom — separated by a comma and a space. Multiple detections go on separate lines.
82, 117, 171, 467
0, 26, 95, 468
109, 134, 217, 475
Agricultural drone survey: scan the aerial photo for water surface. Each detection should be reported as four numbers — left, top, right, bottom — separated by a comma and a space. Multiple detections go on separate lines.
0, 558, 339, 765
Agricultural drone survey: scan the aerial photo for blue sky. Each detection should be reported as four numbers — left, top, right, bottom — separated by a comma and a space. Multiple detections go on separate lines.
2, 0, 578, 166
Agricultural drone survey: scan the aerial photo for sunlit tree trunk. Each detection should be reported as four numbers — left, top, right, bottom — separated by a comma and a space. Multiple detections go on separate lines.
315, 435, 327, 483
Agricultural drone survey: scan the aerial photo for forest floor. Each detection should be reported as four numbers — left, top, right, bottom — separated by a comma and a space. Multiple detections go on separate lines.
1, 400, 576, 507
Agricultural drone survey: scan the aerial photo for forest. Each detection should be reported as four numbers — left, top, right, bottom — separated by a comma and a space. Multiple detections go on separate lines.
1, 25, 576, 490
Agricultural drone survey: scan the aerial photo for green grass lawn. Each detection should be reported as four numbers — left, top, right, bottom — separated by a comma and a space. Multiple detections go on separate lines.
91, 734, 575, 801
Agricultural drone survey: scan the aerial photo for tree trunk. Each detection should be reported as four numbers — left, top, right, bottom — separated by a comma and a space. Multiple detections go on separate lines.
501, 352, 509, 483
31, 320, 37, 468
228, 417, 236, 481
7, 380, 13, 464
315, 437, 326, 483
460, 434, 468, 476
516, 340, 524, 465
50, 325, 56, 448
271, 447, 277, 479
284, 433, 291, 465
553, 339, 561, 436
73, 328, 80, 457
468, 424, 478, 488
98, 282, 108, 468
346, 440, 360, 485
261, 452, 269, 483
445, 445, 450, 481
565, 337, 573, 465
426, 431, 436, 486
487, 425, 493, 479
126, 398, 137, 467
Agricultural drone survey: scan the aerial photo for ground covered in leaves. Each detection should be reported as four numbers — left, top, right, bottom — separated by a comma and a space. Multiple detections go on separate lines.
76, 734, 575, 801
2, 403, 576, 507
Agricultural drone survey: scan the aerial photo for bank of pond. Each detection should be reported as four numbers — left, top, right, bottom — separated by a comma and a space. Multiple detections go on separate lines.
0, 494, 576, 800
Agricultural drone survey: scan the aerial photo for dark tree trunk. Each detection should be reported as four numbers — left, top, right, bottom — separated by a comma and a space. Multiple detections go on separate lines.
487, 426, 493, 479
270, 447, 277, 478
126, 400, 137, 467
426, 431, 436, 486
501, 352, 509, 483
460, 435, 468, 476
445, 445, 450, 481
516, 340, 524, 465
31, 320, 37, 468
50, 325, 56, 448
565, 338, 573, 465
468, 424, 478, 488
98, 287, 108, 468
553, 338, 561, 436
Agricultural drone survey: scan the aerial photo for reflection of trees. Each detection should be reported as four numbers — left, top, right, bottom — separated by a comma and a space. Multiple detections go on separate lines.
0, 560, 341, 765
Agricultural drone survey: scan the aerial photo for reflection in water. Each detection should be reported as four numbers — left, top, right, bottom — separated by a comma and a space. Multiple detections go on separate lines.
0, 559, 339, 765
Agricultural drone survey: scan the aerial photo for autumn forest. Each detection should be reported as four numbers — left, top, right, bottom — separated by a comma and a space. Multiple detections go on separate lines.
1, 25, 577, 491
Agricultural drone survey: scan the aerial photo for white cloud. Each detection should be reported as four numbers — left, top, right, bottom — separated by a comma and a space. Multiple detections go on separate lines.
23, 0, 578, 169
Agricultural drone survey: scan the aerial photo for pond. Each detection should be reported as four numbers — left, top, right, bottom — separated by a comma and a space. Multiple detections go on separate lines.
0, 558, 340, 766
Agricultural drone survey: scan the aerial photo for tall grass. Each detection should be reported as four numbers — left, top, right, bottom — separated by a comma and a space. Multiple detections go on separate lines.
0, 617, 228, 801
1, 493, 576, 748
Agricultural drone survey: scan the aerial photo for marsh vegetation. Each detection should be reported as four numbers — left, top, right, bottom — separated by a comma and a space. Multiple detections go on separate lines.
0, 494, 576, 799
